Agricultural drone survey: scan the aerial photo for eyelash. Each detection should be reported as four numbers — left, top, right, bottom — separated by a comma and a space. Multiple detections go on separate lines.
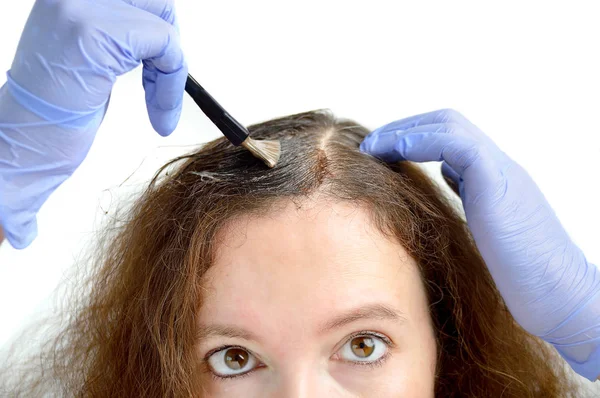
204, 331, 394, 381
209, 368, 254, 381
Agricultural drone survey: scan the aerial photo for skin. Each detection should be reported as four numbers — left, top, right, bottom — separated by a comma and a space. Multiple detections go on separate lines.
197, 197, 437, 397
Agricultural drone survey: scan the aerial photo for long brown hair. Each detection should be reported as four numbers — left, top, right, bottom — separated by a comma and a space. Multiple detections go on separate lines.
2, 110, 578, 397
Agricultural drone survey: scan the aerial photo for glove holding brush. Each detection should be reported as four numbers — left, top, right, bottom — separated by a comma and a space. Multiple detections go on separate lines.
0, 0, 280, 250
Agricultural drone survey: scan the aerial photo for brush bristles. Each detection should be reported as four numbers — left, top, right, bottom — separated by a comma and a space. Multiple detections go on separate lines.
241, 137, 281, 168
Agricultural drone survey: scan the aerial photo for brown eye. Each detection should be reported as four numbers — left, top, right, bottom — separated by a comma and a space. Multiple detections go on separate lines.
338, 334, 388, 364
208, 346, 259, 377
225, 348, 248, 370
351, 336, 375, 358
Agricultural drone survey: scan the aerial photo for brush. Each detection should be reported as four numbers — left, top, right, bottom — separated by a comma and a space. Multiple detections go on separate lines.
184, 74, 281, 168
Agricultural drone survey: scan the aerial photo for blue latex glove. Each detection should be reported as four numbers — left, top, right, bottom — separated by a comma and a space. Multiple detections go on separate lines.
360, 109, 600, 381
0, 0, 187, 249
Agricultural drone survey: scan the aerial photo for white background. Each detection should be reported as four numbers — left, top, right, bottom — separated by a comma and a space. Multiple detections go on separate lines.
0, 0, 599, 386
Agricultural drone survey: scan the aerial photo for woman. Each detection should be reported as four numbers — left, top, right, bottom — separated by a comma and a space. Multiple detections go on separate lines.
0, 110, 586, 396
0, 1, 598, 396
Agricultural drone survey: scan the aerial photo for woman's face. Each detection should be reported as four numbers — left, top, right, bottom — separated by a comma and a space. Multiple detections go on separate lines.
197, 198, 437, 397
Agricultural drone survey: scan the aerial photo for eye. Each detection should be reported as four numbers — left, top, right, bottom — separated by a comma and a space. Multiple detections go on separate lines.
338, 334, 389, 363
207, 346, 259, 378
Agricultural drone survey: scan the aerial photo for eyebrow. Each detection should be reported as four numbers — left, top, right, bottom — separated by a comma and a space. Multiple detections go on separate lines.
196, 324, 258, 342
196, 303, 405, 342
318, 303, 406, 334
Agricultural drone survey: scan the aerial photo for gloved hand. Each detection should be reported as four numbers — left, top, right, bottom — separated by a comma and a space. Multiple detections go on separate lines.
360, 108, 600, 380
0, 0, 187, 249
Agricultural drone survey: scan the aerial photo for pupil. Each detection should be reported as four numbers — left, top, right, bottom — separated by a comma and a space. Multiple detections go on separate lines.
225, 348, 248, 370
351, 336, 375, 358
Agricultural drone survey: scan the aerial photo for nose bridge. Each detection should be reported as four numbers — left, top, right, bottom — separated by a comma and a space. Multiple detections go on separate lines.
268, 361, 344, 398
263, 308, 346, 398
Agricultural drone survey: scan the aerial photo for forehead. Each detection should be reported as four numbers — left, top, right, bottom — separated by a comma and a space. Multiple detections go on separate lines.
199, 198, 424, 332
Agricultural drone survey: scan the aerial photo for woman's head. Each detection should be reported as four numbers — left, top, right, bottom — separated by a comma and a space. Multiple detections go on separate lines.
5, 111, 577, 397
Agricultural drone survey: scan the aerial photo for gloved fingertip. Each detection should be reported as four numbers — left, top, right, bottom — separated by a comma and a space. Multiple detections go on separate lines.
3, 217, 38, 250
360, 135, 405, 163
441, 162, 461, 184
359, 134, 374, 152
143, 64, 186, 136
359, 129, 381, 153
148, 105, 182, 137
441, 162, 462, 197
364, 126, 384, 141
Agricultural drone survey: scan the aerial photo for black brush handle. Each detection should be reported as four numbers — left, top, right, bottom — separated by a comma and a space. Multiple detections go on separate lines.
185, 74, 249, 146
